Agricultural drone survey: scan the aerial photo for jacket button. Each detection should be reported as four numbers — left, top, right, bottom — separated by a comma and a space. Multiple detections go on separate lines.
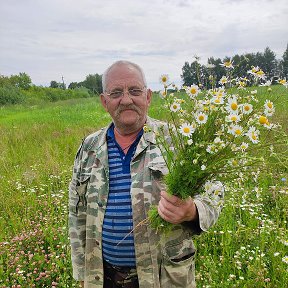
95, 275, 100, 281
95, 240, 99, 246
98, 202, 103, 207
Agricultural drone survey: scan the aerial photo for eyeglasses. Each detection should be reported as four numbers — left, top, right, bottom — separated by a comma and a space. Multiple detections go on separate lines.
105, 87, 146, 99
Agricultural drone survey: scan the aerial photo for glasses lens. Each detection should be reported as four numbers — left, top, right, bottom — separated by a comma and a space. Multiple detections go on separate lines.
109, 91, 123, 98
129, 89, 143, 96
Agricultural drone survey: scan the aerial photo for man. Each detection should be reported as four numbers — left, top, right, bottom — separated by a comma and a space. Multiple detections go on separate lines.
69, 60, 224, 288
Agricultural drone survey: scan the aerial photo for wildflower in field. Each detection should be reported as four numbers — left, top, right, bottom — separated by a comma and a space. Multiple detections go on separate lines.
264, 108, 274, 117
201, 165, 206, 170
241, 103, 253, 114
212, 96, 224, 105
259, 115, 269, 125
195, 111, 208, 124
187, 139, 193, 145
260, 80, 272, 86
159, 74, 169, 85
219, 76, 228, 85
281, 239, 288, 246
278, 78, 287, 87
179, 123, 195, 137
186, 84, 201, 98
220, 59, 234, 69
159, 90, 167, 98
231, 125, 243, 137
274, 252, 280, 256
251, 90, 257, 94
170, 102, 181, 112
246, 126, 260, 144
282, 256, 288, 264
239, 142, 249, 151
226, 97, 239, 113
227, 113, 241, 123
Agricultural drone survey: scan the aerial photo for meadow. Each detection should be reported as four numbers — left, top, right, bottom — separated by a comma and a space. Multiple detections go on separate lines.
0, 86, 287, 287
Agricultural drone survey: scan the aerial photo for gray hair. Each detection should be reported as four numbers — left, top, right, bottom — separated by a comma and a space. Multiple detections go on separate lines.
102, 60, 147, 91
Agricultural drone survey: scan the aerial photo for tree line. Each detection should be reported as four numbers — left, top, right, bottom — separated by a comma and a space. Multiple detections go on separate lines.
1, 45, 287, 105
181, 45, 288, 87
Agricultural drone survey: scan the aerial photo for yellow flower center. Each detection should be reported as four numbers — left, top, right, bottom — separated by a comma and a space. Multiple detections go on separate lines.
231, 115, 238, 121
231, 103, 238, 110
256, 70, 264, 76
235, 129, 241, 135
215, 99, 220, 103
232, 160, 237, 166
252, 133, 257, 140
199, 115, 205, 121
190, 88, 197, 94
183, 127, 190, 133
244, 105, 250, 111
162, 76, 167, 82
173, 105, 178, 109
267, 102, 273, 108
259, 116, 268, 124
279, 79, 286, 84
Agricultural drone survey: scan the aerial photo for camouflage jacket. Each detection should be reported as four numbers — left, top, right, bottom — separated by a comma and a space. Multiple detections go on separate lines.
69, 116, 224, 288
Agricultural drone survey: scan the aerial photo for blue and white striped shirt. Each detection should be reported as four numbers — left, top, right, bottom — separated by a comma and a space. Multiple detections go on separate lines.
102, 125, 143, 267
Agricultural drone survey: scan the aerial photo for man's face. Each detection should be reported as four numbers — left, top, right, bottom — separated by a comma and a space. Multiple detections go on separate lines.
100, 64, 152, 134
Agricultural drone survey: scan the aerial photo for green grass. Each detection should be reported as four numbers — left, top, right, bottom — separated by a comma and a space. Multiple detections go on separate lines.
0, 88, 287, 287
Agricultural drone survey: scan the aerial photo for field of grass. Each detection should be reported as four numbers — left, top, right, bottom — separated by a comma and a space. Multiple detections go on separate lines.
0, 87, 287, 287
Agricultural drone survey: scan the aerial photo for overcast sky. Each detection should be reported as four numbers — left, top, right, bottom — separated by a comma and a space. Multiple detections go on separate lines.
0, 0, 287, 90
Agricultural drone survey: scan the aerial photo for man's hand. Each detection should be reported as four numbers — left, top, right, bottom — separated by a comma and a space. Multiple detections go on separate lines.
158, 191, 198, 224
80, 281, 84, 288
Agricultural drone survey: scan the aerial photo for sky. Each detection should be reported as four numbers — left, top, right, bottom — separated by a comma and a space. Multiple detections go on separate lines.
0, 0, 287, 91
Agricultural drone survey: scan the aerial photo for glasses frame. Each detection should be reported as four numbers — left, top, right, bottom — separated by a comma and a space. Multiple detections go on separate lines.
105, 86, 146, 100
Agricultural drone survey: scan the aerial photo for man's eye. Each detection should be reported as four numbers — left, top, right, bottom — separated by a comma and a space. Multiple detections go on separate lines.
110, 91, 123, 98
129, 89, 142, 96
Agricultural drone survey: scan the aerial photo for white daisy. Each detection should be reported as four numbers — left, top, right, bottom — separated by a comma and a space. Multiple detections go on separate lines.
159, 90, 167, 98
220, 59, 234, 69
282, 256, 288, 264
159, 74, 169, 85
264, 100, 274, 110
241, 103, 253, 114
246, 126, 260, 144
264, 108, 275, 117
227, 113, 240, 123
231, 125, 243, 137
170, 102, 181, 112
239, 142, 249, 151
212, 96, 224, 105
187, 139, 193, 145
226, 97, 239, 113
186, 84, 201, 98
219, 76, 228, 85
179, 123, 195, 137
195, 111, 208, 124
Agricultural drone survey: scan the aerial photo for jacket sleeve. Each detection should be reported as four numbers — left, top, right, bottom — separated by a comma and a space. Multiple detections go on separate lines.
193, 181, 224, 233
68, 143, 86, 281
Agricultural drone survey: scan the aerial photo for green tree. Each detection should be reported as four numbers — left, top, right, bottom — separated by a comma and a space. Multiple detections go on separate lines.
281, 43, 288, 78
82, 74, 102, 94
261, 47, 277, 79
9, 72, 32, 90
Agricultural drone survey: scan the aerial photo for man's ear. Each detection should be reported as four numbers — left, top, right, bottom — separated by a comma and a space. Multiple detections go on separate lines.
100, 93, 108, 111
147, 89, 152, 106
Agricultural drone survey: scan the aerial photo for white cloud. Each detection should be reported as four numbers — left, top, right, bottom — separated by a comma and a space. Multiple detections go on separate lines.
0, 0, 287, 90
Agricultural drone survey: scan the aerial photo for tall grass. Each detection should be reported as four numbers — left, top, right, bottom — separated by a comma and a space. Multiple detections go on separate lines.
0, 88, 287, 287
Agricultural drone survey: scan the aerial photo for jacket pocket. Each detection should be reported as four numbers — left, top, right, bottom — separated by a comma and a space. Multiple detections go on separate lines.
160, 239, 196, 288
72, 175, 90, 214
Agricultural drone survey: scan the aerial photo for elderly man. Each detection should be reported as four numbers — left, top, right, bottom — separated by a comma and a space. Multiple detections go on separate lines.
69, 60, 223, 288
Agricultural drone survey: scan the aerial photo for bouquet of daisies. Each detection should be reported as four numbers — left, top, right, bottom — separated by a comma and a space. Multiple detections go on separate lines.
148, 61, 288, 233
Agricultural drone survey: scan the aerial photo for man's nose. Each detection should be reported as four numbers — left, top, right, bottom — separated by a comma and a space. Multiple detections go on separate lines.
120, 90, 133, 103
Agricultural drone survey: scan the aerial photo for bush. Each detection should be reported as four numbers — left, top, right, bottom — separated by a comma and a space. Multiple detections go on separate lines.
0, 85, 25, 105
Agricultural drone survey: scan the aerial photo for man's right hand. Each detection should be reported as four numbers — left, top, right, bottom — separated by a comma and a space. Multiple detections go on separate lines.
80, 281, 84, 288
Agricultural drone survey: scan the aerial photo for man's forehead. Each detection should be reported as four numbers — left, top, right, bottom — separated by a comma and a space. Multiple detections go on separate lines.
106, 64, 144, 84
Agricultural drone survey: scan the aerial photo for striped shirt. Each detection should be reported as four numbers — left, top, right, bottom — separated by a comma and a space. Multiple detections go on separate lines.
102, 125, 143, 267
